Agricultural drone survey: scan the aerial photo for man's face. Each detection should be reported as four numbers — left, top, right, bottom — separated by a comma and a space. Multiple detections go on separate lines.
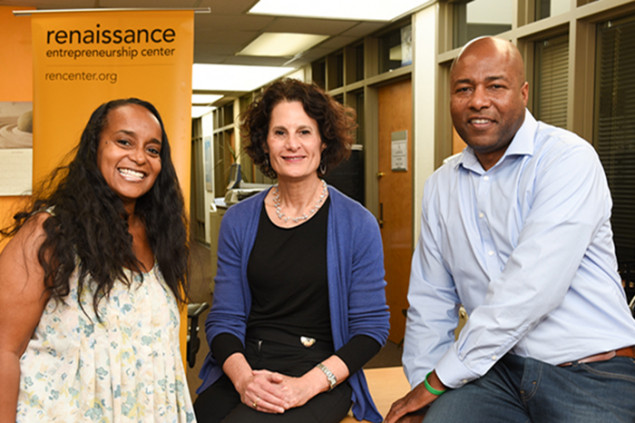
450, 39, 529, 170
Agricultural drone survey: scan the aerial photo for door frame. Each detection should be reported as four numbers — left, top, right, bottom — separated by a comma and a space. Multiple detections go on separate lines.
363, 73, 415, 243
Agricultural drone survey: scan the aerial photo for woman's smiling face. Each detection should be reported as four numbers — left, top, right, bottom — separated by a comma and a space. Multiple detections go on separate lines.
96, 104, 163, 211
265, 100, 325, 183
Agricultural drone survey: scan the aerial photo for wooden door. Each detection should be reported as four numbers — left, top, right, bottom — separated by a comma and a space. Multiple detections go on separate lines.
378, 78, 413, 343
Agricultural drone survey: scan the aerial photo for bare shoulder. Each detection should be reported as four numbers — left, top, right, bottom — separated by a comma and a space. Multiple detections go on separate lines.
1, 211, 51, 262
0, 211, 52, 302
0, 211, 52, 356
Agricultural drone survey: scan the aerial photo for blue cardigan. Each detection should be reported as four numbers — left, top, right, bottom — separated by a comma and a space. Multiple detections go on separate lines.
197, 186, 390, 422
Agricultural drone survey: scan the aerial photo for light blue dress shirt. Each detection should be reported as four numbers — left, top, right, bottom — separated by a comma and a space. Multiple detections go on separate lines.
403, 110, 635, 389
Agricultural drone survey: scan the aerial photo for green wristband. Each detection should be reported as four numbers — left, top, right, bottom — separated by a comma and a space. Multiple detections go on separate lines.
424, 371, 447, 396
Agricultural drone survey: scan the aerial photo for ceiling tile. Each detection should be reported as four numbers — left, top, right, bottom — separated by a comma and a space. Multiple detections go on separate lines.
341, 21, 387, 37
264, 17, 358, 35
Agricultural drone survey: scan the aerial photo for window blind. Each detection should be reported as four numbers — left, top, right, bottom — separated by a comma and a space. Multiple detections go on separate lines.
596, 16, 635, 267
534, 34, 569, 128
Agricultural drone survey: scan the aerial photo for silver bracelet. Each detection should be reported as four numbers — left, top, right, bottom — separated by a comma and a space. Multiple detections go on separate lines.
316, 363, 337, 391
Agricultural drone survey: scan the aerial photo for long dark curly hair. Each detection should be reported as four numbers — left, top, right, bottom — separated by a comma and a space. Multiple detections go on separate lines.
242, 78, 357, 179
1, 98, 188, 317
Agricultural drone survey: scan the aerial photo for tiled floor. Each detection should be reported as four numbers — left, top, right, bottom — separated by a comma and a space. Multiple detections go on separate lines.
185, 240, 404, 401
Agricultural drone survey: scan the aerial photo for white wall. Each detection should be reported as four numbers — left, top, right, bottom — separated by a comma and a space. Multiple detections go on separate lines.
201, 110, 216, 245
412, 4, 438, 243
467, 0, 513, 24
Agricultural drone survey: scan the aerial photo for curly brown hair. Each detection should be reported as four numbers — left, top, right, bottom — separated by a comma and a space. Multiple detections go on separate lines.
241, 78, 357, 178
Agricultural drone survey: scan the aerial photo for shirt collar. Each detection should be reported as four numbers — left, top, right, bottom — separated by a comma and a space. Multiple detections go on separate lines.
457, 109, 536, 173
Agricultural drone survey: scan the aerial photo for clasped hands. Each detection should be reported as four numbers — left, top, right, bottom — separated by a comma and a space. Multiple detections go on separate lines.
237, 369, 319, 414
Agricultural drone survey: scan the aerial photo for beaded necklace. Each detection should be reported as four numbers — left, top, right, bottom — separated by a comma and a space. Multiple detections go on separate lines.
272, 179, 327, 224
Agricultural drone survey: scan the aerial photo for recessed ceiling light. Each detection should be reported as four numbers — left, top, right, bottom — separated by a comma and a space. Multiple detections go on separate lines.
192, 64, 296, 92
238, 33, 329, 57
249, 0, 431, 21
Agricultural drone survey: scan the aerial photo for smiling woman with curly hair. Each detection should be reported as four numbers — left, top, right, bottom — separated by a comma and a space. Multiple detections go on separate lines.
194, 79, 390, 423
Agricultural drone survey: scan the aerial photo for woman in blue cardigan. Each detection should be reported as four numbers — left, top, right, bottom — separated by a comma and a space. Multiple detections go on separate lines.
194, 79, 390, 423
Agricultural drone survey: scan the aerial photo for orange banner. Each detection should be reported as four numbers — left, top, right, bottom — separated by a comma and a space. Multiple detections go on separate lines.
31, 9, 194, 356
31, 10, 193, 192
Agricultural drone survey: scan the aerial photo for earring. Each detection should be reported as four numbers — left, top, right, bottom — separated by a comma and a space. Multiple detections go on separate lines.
319, 161, 327, 175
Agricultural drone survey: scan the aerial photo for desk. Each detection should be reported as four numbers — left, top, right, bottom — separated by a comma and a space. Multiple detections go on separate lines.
341, 366, 410, 422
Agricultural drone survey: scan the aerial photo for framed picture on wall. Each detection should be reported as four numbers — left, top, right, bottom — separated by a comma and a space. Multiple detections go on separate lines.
0, 101, 32, 196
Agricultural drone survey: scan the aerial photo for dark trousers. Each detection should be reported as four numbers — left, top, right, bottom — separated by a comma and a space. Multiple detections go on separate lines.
194, 336, 352, 423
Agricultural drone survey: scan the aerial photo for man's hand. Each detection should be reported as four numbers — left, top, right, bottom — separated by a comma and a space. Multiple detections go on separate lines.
384, 371, 446, 423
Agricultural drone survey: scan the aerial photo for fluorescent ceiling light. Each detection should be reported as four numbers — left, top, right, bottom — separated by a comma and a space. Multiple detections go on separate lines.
249, 0, 429, 21
192, 94, 223, 105
192, 64, 295, 92
192, 106, 215, 118
238, 33, 329, 57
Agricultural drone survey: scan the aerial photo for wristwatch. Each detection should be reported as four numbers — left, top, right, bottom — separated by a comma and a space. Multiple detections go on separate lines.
316, 363, 337, 390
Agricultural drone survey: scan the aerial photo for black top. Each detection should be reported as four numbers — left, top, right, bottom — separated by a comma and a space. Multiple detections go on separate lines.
212, 197, 380, 375
248, 196, 332, 341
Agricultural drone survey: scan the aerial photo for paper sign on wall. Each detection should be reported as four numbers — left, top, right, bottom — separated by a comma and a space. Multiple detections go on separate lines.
391, 130, 408, 171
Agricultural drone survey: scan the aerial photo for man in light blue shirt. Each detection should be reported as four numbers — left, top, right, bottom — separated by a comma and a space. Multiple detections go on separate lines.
386, 36, 635, 423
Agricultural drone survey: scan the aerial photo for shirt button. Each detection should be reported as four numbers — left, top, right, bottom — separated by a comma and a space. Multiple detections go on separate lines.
491, 355, 497, 360
478, 212, 484, 219
488, 250, 494, 256
483, 175, 490, 181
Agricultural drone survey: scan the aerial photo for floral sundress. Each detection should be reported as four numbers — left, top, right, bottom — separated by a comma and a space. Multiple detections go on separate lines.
16, 265, 196, 422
